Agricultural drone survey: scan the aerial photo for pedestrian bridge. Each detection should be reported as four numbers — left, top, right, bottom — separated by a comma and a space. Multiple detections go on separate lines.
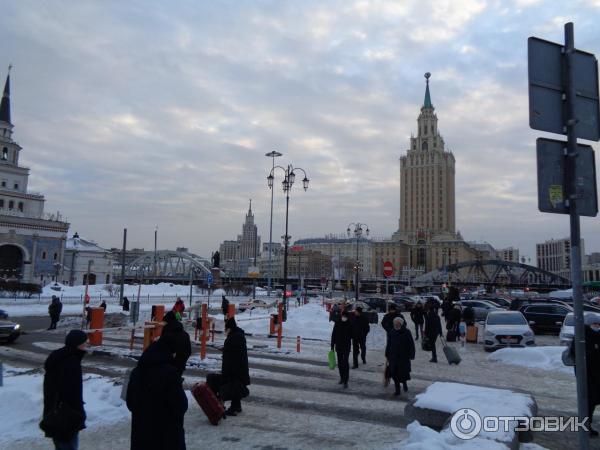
123, 250, 214, 282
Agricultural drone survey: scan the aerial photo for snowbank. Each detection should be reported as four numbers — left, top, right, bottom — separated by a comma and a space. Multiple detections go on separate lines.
413, 382, 535, 444
487, 346, 572, 375
0, 365, 128, 445
397, 421, 508, 450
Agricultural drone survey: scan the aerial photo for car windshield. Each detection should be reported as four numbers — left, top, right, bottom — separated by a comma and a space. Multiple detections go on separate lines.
487, 313, 526, 325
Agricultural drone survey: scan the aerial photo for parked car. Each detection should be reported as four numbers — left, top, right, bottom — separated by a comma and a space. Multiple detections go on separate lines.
420, 294, 442, 305
0, 309, 8, 320
345, 301, 379, 324
559, 312, 600, 345
520, 303, 572, 334
390, 296, 418, 312
0, 319, 20, 343
483, 311, 535, 351
238, 299, 270, 312
457, 300, 502, 321
480, 297, 511, 309
363, 297, 388, 313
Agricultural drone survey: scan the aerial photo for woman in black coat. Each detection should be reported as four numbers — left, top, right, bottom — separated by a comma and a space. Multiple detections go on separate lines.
385, 317, 415, 396
126, 339, 188, 450
424, 305, 443, 363
42, 329, 88, 449
221, 317, 250, 415
331, 310, 353, 388
159, 311, 192, 376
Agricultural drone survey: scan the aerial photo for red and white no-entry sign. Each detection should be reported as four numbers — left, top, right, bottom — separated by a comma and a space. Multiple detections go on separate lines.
383, 261, 394, 278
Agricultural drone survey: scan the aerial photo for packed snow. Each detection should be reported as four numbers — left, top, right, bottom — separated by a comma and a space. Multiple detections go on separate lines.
395, 421, 508, 450
0, 365, 128, 446
413, 382, 534, 444
487, 346, 572, 375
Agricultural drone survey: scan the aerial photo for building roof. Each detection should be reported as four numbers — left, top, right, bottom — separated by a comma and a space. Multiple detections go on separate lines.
66, 234, 107, 253
0, 69, 10, 124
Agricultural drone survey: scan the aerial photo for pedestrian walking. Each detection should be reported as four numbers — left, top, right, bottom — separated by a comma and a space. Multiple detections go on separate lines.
99, 300, 107, 312
159, 311, 192, 377
172, 297, 185, 319
126, 339, 188, 450
329, 303, 341, 322
218, 317, 250, 416
351, 307, 370, 368
446, 304, 462, 341
441, 298, 452, 323
410, 301, 425, 341
47, 296, 62, 330
221, 295, 229, 319
462, 304, 475, 326
331, 310, 352, 388
382, 303, 404, 334
41, 330, 88, 450
424, 304, 443, 363
122, 296, 130, 312
385, 317, 415, 396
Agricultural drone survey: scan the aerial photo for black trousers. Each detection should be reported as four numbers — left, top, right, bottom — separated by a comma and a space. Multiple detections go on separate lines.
337, 350, 350, 383
414, 323, 423, 340
352, 336, 367, 366
206, 373, 242, 410
429, 336, 438, 361
48, 317, 58, 329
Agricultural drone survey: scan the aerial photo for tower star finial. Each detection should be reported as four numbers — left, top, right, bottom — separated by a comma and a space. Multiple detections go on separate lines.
423, 72, 433, 109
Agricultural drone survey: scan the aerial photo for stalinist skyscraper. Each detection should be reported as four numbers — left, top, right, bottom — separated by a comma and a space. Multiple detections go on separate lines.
394, 73, 456, 244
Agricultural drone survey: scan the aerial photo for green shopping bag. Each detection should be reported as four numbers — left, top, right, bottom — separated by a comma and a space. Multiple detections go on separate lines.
328, 350, 336, 370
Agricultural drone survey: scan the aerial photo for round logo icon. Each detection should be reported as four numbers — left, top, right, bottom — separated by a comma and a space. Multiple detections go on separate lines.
450, 408, 482, 440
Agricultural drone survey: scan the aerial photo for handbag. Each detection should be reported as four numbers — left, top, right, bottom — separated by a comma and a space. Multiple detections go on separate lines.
328, 350, 336, 370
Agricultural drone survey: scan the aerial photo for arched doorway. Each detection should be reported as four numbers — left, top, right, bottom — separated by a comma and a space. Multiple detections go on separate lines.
0, 245, 23, 279
83, 273, 97, 285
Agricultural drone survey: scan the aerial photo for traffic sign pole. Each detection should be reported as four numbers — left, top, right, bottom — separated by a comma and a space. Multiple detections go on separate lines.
565, 23, 589, 450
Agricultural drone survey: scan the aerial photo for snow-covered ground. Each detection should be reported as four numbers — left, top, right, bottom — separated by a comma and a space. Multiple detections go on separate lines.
487, 346, 572, 375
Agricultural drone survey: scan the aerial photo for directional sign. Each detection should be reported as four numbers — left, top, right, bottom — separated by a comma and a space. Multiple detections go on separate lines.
207, 273, 213, 285
383, 261, 394, 278
536, 137, 598, 216
528, 37, 600, 141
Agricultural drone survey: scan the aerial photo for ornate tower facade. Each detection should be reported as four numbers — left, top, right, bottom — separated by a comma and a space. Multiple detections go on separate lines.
395, 73, 456, 244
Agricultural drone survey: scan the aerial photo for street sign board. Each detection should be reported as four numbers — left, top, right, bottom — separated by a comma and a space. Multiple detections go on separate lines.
207, 273, 213, 285
536, 137, 598, 216
383, 261, 394, 278
528, 37, 600, 141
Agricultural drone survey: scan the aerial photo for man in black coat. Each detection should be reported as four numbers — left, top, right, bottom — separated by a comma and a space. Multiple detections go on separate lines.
159, 311, 192, 377
385, 317, 415, 396
424, 305, 443, 363
382, 303, 405, 334
446, 304, 462, 340
331, 310, 353, 388
42, 329, 88, 449
462, 305, 475, 326
126, 339, 188, 450
351, 307, 370, 368
221, 317, 250, 416
48, 296, 62, 330
410, 302, 425, 341
221, 295, 230, 318
583, 317, 600, 436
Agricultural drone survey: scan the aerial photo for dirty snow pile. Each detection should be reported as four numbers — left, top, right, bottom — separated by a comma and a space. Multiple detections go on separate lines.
487, 346, 572, 374
0, 365, 128, 446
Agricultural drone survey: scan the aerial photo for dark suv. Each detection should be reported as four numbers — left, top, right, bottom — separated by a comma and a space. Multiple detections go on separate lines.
520, 303, 572, 334
363, 297, 388, 313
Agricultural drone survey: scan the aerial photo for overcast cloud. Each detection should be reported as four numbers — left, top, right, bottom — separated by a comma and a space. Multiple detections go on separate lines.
1, 0, 599, 260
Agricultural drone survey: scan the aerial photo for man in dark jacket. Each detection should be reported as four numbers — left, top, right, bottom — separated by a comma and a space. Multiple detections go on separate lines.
42, 329, 88, 450
424, 305, 443, 363
582, 317, 600, 436
462, 305, 475, 326
382, 303, 404, 334
221, 295, 230, 318
351, 307, 370, 368
122, 296, 130, 312
48, 296, 62, 330
126, 339, 188, 450
385, 317, 415, 396
331, 310, 353, 388
159, 311, 192, 376
446, 304, 462, 340
410, 302, 425, 341
221, 317, 250, 416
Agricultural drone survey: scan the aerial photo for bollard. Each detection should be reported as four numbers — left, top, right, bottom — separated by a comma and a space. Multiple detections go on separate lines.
88, 307, 104, 346
200, 304, 208, 360
277, 303, 283, 349
227, 303, 236, 319
296, 336, 301, 353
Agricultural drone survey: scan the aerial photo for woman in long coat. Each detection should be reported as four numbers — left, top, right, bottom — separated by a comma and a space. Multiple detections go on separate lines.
385, 317, 415, 396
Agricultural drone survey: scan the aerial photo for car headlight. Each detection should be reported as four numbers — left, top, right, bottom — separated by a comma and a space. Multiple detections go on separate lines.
13, 324, 20, 330
484, 330, 494, 337
523, 330, 533, 337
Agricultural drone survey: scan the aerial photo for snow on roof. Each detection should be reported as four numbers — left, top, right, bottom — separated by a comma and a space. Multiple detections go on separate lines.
66, 236, 107, 252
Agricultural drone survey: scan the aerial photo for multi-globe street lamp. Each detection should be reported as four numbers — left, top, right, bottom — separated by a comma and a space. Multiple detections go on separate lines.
267, 164, 309, 315
265, 151, 283, 297
347, 222, 369, 302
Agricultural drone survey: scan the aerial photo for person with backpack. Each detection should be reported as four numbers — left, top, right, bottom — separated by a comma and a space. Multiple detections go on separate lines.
41, 330, 88, 450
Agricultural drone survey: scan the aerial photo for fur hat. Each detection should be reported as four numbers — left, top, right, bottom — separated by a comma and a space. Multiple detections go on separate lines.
65, 329, 88, 348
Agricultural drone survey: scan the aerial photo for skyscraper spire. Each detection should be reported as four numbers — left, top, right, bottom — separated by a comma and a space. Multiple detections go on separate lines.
0, 65, 11, 124
423, 72, 433, 109
247, 198, 253, 216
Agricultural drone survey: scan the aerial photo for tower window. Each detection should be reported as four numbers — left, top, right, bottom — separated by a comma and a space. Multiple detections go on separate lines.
53, 252, 58, 260
13, 183, 18, 190
17, 202, 23, 212
1, 148, 7, 160
421, 141, 428, 151
1, 181, 5, 187
0, 199, 2, 208
42, 251, 47, 260
8, 200, 13, 209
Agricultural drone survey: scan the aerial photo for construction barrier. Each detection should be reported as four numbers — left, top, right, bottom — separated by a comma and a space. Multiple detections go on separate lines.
269, 315, 276, 335
227, 303, 236, 319
88, 307, 104, 346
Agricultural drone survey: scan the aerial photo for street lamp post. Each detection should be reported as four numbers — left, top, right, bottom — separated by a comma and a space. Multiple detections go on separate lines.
265, 151, 282, 297
267, 163, 309, 316
347, 223, 370, 302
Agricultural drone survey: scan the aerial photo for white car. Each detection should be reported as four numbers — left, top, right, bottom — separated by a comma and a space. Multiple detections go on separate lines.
483, 311, 535, 352
238, 299, 269, 312
559, 312, 600, 345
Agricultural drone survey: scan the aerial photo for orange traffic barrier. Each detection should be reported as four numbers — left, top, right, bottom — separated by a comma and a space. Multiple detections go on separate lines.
277, 303, 283, 349
200, 304, 208, 360
227, 303, 236, 319
296, 336, 301, 353
269, 315, 276, 335
88, 307, 104, 346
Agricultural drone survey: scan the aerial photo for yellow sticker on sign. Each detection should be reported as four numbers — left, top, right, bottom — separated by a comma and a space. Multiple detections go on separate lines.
549, 185, 563, 208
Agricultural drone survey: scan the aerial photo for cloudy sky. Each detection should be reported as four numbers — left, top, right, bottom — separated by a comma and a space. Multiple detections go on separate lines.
1, 0, 599, 261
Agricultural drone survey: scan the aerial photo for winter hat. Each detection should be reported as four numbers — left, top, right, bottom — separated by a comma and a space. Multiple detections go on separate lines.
225, 317, 237, 330
163, 311, 177, 324
65, 330, 88, 348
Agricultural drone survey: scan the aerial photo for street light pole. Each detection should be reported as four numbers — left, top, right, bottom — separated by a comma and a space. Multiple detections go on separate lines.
265, 151, 282, 298
347, 223, 370, 302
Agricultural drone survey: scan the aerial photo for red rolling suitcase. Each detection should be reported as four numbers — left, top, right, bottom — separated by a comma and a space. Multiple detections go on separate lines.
191, 382, 225, 426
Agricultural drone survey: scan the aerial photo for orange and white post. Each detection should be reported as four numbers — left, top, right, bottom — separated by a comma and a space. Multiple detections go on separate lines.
200, 303, 208, 360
